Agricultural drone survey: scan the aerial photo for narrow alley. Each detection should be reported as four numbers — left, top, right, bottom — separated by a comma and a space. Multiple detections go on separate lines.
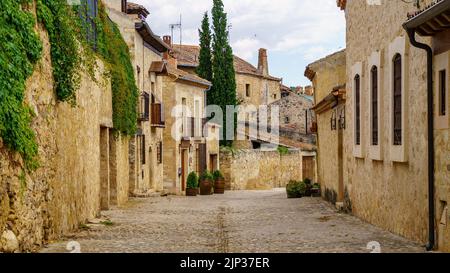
42, 189, 424, 253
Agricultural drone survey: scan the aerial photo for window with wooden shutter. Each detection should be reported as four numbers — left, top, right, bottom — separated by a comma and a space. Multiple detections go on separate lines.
355, 74, 361, 145
393, 54, 402, 146
371, 66, 378, 146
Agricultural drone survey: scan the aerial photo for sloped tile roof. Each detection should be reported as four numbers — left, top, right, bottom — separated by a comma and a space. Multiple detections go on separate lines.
150, 61, 211, 87
172, 44, 282, 81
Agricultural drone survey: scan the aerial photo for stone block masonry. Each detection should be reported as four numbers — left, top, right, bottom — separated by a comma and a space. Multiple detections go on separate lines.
220, 149, 305, 190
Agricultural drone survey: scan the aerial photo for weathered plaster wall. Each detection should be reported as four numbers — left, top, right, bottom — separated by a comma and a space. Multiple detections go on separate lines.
220, 149, 303, 190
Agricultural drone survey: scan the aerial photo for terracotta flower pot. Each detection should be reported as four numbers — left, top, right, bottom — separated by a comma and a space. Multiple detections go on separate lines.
214, 178, 225, 194
200, 179, 213, 195
186, 188, 198, 196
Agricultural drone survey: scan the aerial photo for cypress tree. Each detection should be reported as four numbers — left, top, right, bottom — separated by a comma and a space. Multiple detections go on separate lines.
197, 12, 213, 85
211, 0, 237, 146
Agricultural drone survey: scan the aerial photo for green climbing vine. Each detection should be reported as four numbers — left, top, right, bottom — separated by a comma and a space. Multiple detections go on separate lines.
95, 2, 139, 136
0, 0, 43, 170
36, 0, 139, 136
0, 0, 138, 170
36, 0, 80, 103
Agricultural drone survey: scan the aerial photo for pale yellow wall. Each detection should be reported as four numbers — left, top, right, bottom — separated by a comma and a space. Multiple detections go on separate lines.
108, 6, 165, 194
343, 0, 438, 246
162, 76, 208, 194
0, 21, 126, 251
103, 0, 122, 12
309, 50, 346, 202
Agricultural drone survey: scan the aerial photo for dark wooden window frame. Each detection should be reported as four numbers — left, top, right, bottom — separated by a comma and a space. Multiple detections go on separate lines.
371, 66, 379, 146
121, 0, 127, 13
157, 141, 162, 164
354, 74, 361, 146
393, 54, 402, 146
80, 0, 98, 50
246, 84, 251, 97
141, 135, 146, 165
439, 69, 447, 116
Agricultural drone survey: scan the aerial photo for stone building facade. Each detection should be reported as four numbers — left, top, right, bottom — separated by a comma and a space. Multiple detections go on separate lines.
336, 0, 450, 251
148, 46, 214, 194
306, 50, 346, 205
220, 149, 314, 190
106, 1, 169, 196
268, 91, 316, 144
0, 0, 132, 252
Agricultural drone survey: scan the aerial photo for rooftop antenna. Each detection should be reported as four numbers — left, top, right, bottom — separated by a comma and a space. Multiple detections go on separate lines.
170, 14, 182, 47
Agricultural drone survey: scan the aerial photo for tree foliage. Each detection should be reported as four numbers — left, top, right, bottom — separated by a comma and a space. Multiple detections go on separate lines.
210, 0, 237, 146
0, 0, 43, 170
196, 12, 213, 85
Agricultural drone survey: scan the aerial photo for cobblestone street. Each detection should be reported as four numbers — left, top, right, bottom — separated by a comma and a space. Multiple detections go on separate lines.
42, 189, 424, 253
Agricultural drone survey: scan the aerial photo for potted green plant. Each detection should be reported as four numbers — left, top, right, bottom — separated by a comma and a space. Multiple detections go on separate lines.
286, 180, 306, 199
312, 183, 321, 197
186, 172, 199, 196
199, 171, 214, 196
213, 170, 225, 194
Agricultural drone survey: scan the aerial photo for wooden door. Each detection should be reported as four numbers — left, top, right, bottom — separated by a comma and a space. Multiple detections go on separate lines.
181, 149, 187, 191
302, 156, 315, 181
210, 154, 218, 172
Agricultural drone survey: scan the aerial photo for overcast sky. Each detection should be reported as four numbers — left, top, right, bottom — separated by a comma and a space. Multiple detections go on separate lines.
132, 0, 346, 87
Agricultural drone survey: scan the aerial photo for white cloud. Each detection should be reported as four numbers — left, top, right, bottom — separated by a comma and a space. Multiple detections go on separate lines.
232, 37, 266, 60
131, 0, 346, 86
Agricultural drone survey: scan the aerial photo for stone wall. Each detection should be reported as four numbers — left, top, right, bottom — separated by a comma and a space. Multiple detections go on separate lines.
343, 0, 438, 246
220, 149, 303, 190
236, 73, 281, 108
0, 5, 129, 252
108, 4, 165, 195
268, 93, 316, 144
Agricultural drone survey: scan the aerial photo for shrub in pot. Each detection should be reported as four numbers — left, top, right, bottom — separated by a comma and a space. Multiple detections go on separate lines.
286, 180, 306, 199
213, 170, 225, 194
186, 172, 199, 196
200, 171, 214, 196
312, 183, 321, 197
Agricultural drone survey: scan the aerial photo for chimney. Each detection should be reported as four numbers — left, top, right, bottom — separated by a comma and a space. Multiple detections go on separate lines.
257, 48, 269, 76
163, 35, 172, 48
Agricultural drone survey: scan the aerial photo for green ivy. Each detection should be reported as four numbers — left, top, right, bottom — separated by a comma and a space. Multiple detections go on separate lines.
36, 0, 80, 103
95, 3, 138, 136
0, 0, 138, 170
0, 0, 43, 170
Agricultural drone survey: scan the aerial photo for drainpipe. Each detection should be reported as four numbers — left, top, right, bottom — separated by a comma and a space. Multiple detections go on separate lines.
406, 29, 435, 251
